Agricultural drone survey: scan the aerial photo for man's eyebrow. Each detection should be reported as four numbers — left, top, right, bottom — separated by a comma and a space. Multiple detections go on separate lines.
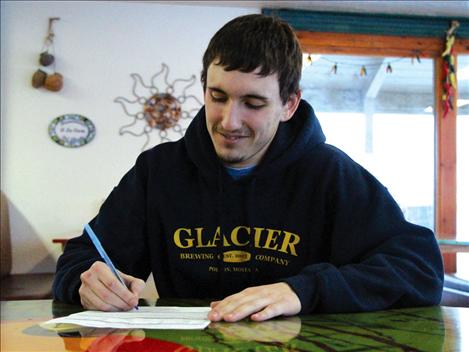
207, 87, 226, 95
207, 87, 269, 102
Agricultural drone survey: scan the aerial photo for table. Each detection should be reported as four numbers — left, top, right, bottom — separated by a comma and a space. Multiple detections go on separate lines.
1, 299, 468, 351
52, 238, 69, 251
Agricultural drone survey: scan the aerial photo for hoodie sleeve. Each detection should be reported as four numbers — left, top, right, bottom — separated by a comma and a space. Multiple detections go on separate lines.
283, 153, 444, 314
53, 153, 151, 304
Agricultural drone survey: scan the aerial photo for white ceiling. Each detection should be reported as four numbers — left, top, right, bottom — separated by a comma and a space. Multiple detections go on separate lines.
151, 1, 469, 18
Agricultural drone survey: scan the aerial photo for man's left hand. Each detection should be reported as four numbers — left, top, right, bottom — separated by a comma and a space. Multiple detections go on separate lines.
208, 282, 301, 322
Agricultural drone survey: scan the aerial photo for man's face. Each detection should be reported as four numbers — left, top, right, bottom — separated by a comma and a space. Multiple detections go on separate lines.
204, 63, 300, 168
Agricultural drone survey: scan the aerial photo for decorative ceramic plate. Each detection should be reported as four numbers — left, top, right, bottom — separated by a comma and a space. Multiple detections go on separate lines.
48, 114, 96, 148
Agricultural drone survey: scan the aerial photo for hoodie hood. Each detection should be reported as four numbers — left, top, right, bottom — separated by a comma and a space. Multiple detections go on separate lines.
185, 99, 326, 179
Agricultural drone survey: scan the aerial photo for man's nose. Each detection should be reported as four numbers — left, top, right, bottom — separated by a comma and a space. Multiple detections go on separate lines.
220, 101, 242, 131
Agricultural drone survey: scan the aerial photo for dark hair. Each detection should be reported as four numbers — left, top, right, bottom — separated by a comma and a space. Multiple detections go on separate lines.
201, 14, 302, 104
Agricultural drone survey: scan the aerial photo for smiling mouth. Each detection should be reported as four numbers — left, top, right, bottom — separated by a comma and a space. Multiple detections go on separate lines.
217, 131, 249, 142
221, 134, 244, 140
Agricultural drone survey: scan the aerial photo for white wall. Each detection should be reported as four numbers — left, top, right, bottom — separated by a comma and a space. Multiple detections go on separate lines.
1, 1, 257, 274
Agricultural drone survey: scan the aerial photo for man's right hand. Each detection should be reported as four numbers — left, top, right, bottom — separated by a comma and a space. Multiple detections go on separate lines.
79, 261, 145, 311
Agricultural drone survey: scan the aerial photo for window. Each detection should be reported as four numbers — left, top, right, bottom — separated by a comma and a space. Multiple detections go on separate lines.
301, 54, 435, 229
269, 7, 469, 273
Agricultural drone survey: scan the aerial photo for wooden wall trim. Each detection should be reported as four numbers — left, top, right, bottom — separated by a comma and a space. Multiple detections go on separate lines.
297, 31, 469, 57
435, 56, 458, 273
297, 31, 442, 57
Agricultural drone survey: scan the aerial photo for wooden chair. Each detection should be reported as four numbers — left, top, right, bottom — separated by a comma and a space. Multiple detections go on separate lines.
1, 191, 55, 300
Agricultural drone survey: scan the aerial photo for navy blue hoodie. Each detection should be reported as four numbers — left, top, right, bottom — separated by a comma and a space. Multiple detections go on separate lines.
53, 100, 443, 313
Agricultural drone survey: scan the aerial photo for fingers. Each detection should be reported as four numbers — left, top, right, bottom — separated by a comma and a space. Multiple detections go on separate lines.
79, 261, 139, 311
208, 290, 265, 322
209, 289, 271, 322
208, 283, 301, 322
251, 303, 283, 321
121, 272, 146, 296
79, 283, 121, 312
210, 300, 221, 308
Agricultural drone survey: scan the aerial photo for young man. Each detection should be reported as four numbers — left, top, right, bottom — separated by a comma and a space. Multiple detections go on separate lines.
53, 14, 443, 322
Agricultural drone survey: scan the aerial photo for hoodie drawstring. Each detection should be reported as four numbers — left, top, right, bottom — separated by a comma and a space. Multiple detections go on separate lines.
246, 177, 257, 287
216, 166, 224, 298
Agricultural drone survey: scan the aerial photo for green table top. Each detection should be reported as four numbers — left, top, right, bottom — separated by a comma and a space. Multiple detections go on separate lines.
1, 298, 468, 351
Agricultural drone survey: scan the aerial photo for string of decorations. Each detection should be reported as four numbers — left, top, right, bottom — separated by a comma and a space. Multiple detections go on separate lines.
304, 54, 422, 77
441, 20, 459, 118
303, 21, 462, 118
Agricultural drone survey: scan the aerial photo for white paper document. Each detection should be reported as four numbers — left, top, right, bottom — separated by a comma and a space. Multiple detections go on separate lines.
41, 306, 211, 330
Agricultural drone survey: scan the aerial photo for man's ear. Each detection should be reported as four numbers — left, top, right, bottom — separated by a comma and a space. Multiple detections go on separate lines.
281, 90, 302, 122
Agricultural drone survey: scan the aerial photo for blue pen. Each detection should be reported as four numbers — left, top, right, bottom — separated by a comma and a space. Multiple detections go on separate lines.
84, 224, 138, 310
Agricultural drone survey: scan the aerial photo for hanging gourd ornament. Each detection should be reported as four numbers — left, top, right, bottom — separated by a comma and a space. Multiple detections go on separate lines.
32, 17, 62, 92
44, 73, 63, 92
39, 51, 55, 66
32, 69, 47, 88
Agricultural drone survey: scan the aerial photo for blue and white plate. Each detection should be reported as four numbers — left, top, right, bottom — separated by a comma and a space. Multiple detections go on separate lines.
48, 114, 96, 148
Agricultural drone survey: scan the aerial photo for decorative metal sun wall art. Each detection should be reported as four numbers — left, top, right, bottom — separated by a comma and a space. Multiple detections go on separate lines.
115, 63, 203, 150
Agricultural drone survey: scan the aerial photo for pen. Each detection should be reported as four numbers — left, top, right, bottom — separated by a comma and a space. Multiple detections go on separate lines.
84, 223, 138, 310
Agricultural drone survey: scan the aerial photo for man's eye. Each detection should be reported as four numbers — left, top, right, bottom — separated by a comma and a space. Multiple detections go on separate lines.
245, 101, 265, 110
210, 92, 226, 102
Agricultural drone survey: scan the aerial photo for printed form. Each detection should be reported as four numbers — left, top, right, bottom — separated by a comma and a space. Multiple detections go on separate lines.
42, 306, 211, 330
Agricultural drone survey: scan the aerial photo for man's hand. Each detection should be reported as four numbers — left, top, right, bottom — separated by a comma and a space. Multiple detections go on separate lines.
208, 282, 301, 322
79, 261, 145, 311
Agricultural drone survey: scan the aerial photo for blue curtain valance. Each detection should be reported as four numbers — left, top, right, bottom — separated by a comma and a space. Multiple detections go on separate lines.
262, 8, 469, 39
